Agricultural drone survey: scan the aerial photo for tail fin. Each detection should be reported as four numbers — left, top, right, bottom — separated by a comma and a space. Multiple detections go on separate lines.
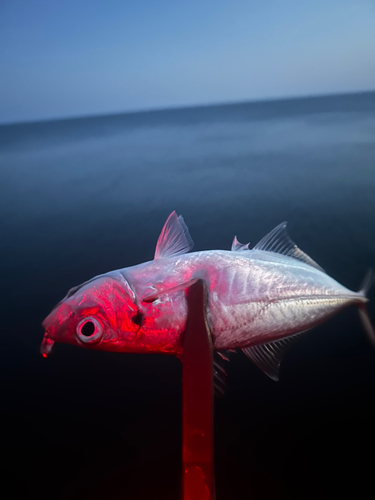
358, 269, 375, 348
359, 268, 374, 297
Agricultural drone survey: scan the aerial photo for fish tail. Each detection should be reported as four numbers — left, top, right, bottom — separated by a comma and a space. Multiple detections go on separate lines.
359, 268, 374, 297
358, 269, 375, 348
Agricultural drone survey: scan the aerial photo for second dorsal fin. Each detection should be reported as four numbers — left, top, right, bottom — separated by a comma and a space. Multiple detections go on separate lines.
154, 211, 194, 260
253, 222, 325, 273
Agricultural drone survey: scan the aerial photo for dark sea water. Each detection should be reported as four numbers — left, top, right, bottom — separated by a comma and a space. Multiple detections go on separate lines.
1, 92, 375, 499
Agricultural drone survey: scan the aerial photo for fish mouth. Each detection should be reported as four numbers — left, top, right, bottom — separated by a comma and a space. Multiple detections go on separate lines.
40, 332, 55, 358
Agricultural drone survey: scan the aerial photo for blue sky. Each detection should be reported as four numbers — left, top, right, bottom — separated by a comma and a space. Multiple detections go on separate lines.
1, 0, 375, 124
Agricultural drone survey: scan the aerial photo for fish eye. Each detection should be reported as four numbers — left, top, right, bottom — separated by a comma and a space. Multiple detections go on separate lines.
76, 317, 103, 343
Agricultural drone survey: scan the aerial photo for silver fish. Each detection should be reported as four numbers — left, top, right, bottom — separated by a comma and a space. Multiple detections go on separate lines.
41, 211, 374, 382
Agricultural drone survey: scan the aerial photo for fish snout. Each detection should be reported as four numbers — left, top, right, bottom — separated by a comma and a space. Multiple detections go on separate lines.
42, 302, 73, 332
41, 302, 74, 357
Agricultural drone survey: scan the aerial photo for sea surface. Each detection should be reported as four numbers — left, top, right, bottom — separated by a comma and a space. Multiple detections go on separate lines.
1, 92, 375, 499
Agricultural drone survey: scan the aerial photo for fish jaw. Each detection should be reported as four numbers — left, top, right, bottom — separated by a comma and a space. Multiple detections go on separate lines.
40, 334, 55, 358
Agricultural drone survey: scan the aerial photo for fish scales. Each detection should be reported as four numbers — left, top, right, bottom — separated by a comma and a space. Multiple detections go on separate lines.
124, 249, 361, 350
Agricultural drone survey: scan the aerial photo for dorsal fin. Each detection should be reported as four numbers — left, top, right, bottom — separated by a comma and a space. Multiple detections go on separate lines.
231, 236, 250, 252
242, 331, 307, 381
253, 222, 325, 273
154, 211, 194, 260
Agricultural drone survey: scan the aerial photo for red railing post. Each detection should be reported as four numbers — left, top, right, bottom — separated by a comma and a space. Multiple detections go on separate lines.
182, 280, 215, 500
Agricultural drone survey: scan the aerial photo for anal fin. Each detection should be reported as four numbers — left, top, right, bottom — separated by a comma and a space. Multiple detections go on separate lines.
242, 331, 308, 381
213, 350, 235, 396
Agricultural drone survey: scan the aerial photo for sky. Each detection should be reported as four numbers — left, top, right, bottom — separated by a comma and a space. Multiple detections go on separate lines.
1, 0, 375, 124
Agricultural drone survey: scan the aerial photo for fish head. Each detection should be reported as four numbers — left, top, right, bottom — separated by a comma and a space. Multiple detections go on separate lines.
41, 271, 143, 357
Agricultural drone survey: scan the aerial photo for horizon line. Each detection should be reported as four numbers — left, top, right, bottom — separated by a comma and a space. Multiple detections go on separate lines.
1, 88, 374, 128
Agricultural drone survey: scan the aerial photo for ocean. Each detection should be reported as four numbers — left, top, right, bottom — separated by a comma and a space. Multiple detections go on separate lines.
1, 91, 375, 499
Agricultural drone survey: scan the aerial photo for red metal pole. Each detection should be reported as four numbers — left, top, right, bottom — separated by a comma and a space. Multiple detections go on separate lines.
182, 280, 215, 500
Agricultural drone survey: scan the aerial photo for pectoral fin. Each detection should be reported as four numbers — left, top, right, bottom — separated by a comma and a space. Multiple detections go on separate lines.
142, 279, 198, 303
242, 331, 307, 381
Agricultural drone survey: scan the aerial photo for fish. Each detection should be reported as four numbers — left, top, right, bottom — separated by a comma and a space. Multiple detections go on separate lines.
41, 211, 374, 383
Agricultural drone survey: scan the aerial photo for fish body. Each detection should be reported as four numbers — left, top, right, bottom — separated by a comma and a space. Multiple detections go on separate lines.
41, 212, 373, 380
122, 249, 365, 351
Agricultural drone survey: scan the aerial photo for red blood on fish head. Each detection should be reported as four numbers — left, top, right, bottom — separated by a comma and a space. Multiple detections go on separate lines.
41, 272, 143, 356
